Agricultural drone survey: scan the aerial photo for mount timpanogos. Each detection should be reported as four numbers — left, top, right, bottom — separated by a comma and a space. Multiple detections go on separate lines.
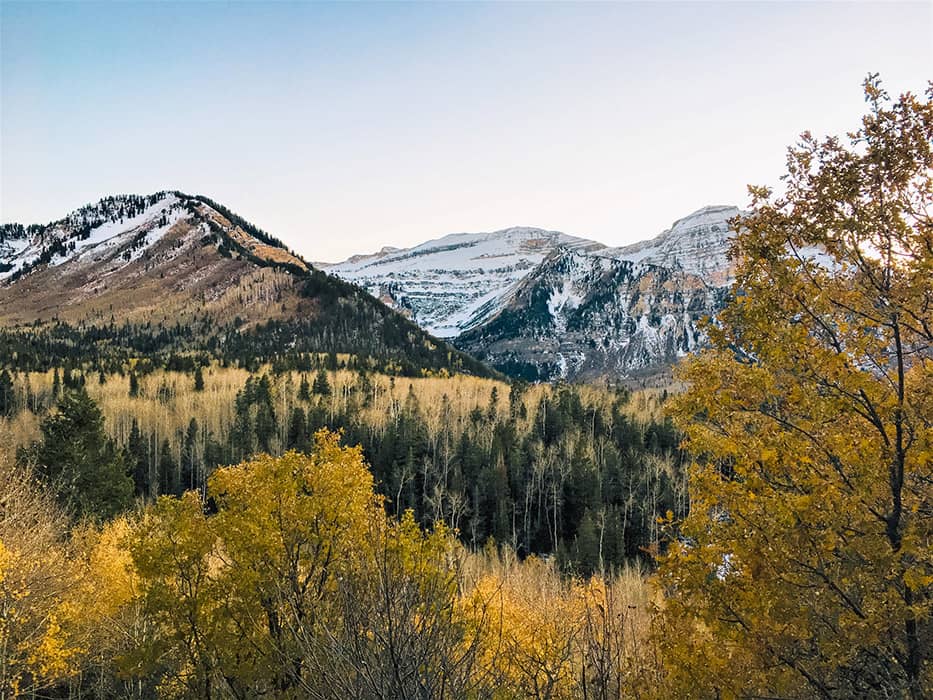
1, 193, 741, 381
323, 205, 741, 381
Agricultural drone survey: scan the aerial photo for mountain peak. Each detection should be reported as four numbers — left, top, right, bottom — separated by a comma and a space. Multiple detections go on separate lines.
607, 204, 741, 285
669, 204, 741, 232
0, 191, 308, 283
323, 225, 604, 338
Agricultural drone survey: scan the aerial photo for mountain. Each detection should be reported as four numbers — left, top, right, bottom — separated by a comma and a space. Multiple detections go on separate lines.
456, 249, 728, 382
326, 207, 741, 382
321, 227, 604, 338
605, 205, 741, 287
0, 192, 493, 377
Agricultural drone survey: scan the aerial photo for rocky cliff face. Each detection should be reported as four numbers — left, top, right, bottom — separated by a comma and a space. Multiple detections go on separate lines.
322, 227, 604, 338
327, 206, 740, 381
456, 248, 728, 381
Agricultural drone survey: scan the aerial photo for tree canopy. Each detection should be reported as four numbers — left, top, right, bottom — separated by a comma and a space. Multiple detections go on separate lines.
34, 387, 133, 521
660, 76, 933, 698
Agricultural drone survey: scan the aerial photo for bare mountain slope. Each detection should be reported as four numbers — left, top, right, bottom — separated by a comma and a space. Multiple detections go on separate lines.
0, 192, 492, 376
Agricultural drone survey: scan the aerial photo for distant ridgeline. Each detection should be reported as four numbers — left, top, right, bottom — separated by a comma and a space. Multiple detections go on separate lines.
0, 192, 494, 378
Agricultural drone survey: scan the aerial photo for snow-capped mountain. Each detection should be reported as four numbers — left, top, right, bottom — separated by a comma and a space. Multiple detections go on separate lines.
321, 227, 604, 338
0, 192, 307, 286
326, 206, 741, 381
606, 205, 741, 287
0, 191, 310, 327
457, 248, 728, 381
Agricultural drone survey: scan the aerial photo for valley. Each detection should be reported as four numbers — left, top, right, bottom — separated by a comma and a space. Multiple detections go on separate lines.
0, 67, 929, 699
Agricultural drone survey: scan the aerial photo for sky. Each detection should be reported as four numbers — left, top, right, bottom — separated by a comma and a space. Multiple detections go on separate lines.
1, 2, 930, 263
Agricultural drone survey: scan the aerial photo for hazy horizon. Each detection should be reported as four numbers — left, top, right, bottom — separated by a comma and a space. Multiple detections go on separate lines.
2, 1, 930, 262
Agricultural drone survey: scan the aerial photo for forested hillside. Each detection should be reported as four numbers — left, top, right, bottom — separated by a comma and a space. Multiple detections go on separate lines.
0, 192, 492, 378
4, 364, 682, 573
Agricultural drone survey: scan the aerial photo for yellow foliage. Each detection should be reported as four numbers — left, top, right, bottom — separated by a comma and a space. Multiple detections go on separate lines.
469, 558, 585, 698
658, 78, 933, 699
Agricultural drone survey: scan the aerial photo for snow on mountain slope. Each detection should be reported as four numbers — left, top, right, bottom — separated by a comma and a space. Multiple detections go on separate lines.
456, 247, 728, 381
607, 205, 741, 286
322, 206, 743, 381
322, 227, 604, 338
0, 191, 319, 329
0, 192, 309, 286
0, 193, 189, 280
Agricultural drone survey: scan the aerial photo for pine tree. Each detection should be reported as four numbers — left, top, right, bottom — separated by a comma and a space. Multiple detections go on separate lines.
255, 403, 276, 454
51, 367, 61, 399
193, 366, 205, 392
0, 369, 14, 417
312, 367, 331, 396
35, 387, 132, 520
182, 418, 199, 492
159, 438, 178, 496
298, 374, 311, 402
287, 406, 307, 451
127, 418, 149, 497
231, 399, 254, 462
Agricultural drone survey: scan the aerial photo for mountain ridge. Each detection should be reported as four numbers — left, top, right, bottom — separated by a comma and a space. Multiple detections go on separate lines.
325, 205, 742, 381
2, 193, 743, 381
321, 225, 605, 338
0, 192, 494, 377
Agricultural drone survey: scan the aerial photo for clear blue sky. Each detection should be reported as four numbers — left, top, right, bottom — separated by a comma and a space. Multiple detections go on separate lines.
2, 1, 930, 261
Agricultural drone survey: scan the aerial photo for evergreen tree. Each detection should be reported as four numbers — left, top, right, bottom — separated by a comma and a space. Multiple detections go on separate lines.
35, 387, 132, 520
51, 367, 61, 399
182, 418, 199, 491
0, 369, 14, 417
193, 366, 205, 392
286, 406, 307, 451
255, 403, 276, 454
312, 367, 331, 396
298, 374, 311, 402
159, 438, 178, 496
231, 399, 254, 462
128, 371, 139, 398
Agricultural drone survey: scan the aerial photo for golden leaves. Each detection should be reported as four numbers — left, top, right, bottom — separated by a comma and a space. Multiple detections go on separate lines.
659, 77, 933, 698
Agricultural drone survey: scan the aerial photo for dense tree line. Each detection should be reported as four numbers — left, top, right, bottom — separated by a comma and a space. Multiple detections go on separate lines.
0, 309, 491, 377
10, 367, 683, 575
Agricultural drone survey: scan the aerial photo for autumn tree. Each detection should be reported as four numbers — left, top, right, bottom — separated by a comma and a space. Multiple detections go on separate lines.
660, 77, 932, 698
0, 446, 75, 698
306, 511, 484, 699
131, 492, 221, 698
